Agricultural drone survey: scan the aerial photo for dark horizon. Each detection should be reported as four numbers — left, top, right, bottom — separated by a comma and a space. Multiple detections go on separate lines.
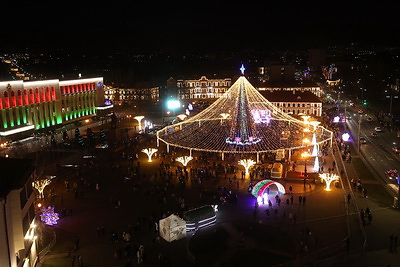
2, 3, 400, 54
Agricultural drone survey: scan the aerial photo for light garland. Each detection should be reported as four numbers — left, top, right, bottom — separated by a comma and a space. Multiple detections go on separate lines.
157, 76, 333, 154
141, 148, 158, 162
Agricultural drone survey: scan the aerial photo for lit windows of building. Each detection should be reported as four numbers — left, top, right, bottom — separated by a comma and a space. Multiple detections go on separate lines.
174, 76, 231, 100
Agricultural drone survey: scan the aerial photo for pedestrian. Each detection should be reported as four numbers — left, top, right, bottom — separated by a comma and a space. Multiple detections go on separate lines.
289, 185, 293, 194
299, 196, 302, 204
290, 195, 294, 204
303, 196, 306, 205
347, 194, 351, 203
346, 237, 350, 251
74, 237, 80, 251
367, 213, 372, 224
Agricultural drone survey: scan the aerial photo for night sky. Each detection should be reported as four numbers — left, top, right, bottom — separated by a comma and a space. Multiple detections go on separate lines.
2, 3, 400, 53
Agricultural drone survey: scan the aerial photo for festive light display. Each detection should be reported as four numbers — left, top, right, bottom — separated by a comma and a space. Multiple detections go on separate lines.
141, 148, 158, 162
319, 173, 339, 191
313, 156, 320, 172
251, 179, 286, 198
157, 75, 333, 154
40, 206, 59, 225
175, 156, 193, 166
134, 116, 145, 131
238, 159, 256, 174
32, 176, 55, 199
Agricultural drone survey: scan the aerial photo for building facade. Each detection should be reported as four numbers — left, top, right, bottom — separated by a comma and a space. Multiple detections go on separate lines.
175, 76, 232, 100
260, 90, 322, 116
0, 158, 36, 267
258, 80, 322, 97
104, 86, 160, 104
0, 77, 106, 139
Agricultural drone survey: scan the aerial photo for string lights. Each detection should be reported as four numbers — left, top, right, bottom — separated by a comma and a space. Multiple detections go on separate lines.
157, 76, 333, 155
32, 176, 55, 199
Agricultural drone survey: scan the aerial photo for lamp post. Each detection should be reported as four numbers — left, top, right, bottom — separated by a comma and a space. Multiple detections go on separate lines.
302, 151, 310, 176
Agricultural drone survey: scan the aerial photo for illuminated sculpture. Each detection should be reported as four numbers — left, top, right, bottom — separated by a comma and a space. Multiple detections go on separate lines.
141, 148, 158, 162
156, 68, 333, 156
32, 176, 55, 199
134, 116, 145, 131
319, 173, 339, 191
251, 179, 286, 198
40, 206, 59, 225
175, 156, 193, 167
238, 159, 256, 175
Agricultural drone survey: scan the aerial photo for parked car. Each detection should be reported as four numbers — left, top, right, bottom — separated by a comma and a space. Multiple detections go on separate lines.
359, 137, 367, 144
374, 127, 383, 132
371, 132, 378, 137
367, 117, 373, 122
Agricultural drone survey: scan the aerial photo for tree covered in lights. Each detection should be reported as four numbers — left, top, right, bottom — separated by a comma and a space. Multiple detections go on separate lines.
157, 74, 333, 155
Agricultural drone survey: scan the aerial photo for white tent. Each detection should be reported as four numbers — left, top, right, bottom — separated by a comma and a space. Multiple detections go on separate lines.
159, 214, 186, 242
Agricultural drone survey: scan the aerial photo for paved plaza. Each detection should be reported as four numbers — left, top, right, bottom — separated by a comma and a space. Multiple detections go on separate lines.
31, 124, 400, 267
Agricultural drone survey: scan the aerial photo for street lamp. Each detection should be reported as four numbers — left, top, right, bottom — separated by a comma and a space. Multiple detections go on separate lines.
134, 116, 145, 132
302, 151, 310, 176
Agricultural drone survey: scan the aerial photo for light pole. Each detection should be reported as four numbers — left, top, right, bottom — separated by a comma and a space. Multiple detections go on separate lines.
302, 151, 310, 176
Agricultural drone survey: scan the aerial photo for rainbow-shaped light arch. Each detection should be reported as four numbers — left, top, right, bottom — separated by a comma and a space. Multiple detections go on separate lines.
251, 179, 286, 198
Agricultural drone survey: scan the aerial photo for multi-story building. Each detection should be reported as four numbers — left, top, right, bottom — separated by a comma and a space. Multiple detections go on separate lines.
0, 77, 108, 139
260, 90, 322, 116
173, 76, 232, 100
104, 86, 160, 104
0, 157, 37, 267
258, 80, 322, 97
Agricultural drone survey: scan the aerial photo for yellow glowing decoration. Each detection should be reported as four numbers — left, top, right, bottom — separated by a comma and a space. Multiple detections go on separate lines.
134, 116, 145, 131
175, 156, 193, 167
32, 176, 55, 199
319, 173, 339, 191
141, 148, 158, 162
238, 159, 256, 175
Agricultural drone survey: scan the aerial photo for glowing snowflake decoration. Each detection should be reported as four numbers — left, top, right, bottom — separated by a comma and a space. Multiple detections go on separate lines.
40, 206, 59, 225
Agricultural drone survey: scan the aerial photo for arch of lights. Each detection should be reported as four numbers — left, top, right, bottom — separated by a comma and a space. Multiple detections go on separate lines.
157, 72, 333, 157
251, 179, 286, 197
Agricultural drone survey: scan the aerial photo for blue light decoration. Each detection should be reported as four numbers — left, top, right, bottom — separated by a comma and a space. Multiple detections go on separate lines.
240, 64, 245, 75
40, 206, 59, 226
104, 99, 112, 106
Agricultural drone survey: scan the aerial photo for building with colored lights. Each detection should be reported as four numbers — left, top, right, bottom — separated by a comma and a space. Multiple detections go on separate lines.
0, 158, 37, 267
168, 76, 232, 100
260, 90, 322, 116
0, 77, 108, 139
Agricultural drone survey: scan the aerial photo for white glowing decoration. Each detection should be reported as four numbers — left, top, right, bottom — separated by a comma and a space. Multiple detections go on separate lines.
333, 116, 340, 123
313, 156, 319, 172
309, 121, 321, 131
175, 156, 193, 167
238, 159, 256, 175
311, 132, 317, 145
319, 173, 339, 191
134, 116, 145, 131
312, 143, 318, 157
32, 176, 55, 199
342, 132, 350, 142
301, 115, 311, 125
141, 148, 158, 162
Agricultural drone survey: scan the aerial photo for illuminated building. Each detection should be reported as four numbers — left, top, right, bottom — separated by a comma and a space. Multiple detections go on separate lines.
104, 85, 160, 104
0, 77, 107, 139
260, 90, 322, 116
258, 80, 322, 97
0, 158, 36, 267
170, 76, 232, 100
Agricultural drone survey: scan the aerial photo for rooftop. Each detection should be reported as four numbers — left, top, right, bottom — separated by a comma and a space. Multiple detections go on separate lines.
260, 90, 322, 103
0, 157, 34, 198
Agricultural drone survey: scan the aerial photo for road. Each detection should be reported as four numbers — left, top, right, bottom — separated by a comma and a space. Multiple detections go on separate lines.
344, 109, 400, 196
